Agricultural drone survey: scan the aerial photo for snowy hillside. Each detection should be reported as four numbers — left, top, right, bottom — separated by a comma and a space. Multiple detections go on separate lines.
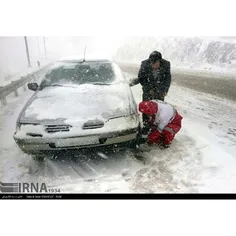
115, 37, 236, 73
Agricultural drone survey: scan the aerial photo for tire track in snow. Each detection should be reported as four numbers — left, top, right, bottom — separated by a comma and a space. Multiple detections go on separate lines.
130, 133, 204, 193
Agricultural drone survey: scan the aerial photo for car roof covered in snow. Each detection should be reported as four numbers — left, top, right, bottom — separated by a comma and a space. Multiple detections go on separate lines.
58, 55, 113, 63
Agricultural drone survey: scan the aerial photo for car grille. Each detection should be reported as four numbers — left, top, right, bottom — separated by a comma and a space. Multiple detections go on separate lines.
83, 120, 104, 130
45, 124, 72, 133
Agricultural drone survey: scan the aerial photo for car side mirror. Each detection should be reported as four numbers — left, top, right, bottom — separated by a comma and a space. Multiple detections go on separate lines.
129, 78, 139, 87
27, 83, 39, 91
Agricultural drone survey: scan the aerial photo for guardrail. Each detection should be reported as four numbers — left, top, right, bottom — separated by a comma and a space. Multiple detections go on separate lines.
0, 64, 52, 106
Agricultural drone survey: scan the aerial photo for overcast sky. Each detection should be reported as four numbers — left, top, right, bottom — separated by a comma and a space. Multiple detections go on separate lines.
0, 36, 127, 76
1, 36, 236, 77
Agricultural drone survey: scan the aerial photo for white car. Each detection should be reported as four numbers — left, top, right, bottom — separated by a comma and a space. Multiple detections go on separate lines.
13, 57, 141, 156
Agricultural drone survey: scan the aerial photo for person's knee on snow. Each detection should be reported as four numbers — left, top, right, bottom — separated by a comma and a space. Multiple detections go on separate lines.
162, 130, 175, 145
147, 129, 162, 144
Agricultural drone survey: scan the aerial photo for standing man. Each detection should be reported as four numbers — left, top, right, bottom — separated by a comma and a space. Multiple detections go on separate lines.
138, 51, 172, 101
135, 51, 172, 135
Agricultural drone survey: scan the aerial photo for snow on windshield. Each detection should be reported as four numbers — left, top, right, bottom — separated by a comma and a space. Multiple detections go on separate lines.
40, 61, 117, 88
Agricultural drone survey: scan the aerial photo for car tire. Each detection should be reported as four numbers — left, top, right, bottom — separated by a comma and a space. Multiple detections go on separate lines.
129, 124, 143, 150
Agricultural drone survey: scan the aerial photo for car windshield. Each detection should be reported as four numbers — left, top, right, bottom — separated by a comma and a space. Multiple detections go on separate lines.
40, 61, 119, 89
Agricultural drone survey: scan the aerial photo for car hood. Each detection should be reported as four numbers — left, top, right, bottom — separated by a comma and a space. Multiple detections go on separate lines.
19, 84, 134, 124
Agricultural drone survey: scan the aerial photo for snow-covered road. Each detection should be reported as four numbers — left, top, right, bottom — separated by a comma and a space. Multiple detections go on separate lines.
0, 71, 236, 193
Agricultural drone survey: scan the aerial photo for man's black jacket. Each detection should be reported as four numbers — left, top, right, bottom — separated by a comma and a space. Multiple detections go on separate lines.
137, 58, 171, 95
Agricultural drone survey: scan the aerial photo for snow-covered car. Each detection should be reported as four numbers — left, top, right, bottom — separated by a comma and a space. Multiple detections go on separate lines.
13, 57, 141, 155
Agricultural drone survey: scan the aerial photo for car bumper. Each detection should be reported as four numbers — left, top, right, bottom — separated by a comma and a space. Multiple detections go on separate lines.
14, 128, 138, 154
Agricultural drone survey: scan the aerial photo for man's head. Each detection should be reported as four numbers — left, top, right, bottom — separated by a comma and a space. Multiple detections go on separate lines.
149, 51, 162, 70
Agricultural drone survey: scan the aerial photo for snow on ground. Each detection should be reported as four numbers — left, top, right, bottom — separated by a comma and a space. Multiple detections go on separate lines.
0, 70, 236, 193
172, 64, 236, 79
126, 75, 236, 193
0, 81, 142, 193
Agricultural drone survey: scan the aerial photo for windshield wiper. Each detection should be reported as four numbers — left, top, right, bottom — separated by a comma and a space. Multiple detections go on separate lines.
51, 84, 66, 87
91, 82, 112, 85
42, 84, 78, 88
41, 84, 64, 88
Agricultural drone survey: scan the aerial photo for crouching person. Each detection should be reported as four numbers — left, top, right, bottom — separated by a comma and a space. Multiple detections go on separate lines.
138, 100, 183, 148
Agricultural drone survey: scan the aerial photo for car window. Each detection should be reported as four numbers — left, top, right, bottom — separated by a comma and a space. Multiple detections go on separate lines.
40, 61, 120, 88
